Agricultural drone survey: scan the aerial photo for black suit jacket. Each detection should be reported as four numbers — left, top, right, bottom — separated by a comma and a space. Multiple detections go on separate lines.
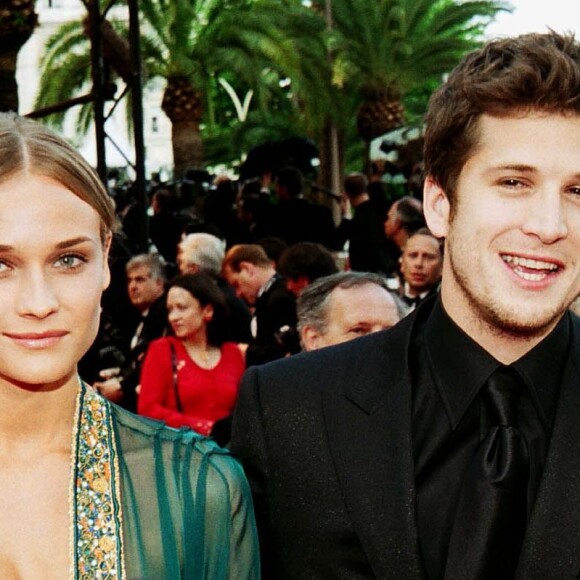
231, 306, 580, 579
336, 199, 398, 275
245, 275, 298, 367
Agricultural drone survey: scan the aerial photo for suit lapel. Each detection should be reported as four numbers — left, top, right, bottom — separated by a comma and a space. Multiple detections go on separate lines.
517, 317, 580, 579
324, 315, 425, 579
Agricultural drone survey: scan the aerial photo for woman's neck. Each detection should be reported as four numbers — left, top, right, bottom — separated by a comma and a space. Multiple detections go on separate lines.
0, 373, 78, 455
181, 335, 221, 369
181, 330, 209, 350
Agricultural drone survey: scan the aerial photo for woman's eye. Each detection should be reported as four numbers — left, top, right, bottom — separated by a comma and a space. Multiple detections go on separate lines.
55, 254, 86, 269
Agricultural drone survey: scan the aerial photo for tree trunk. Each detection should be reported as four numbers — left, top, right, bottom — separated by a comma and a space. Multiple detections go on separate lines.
0, 49, 20, 112
317, 121, 345, 223
172, 119, 203, 179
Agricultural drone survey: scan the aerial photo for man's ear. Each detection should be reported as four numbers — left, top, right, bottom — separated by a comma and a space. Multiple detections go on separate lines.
300, 326, 321, 352
239, 261, 254, 276
423, 176, 450, 238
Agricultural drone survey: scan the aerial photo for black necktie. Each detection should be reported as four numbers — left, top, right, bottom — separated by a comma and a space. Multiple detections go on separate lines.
445, 366, 529, 580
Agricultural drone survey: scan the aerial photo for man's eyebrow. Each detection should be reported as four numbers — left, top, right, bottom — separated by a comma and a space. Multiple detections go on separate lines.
489, 164, 580, 181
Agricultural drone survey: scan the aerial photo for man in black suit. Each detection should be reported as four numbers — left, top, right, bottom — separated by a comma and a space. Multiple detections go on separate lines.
396, 227, 443, 315
94, 253, 168, 411
336, 172, 399, 275
231, 31, 580, 579
277, 241, 339, 298
222, 244, 299, 366
268, 166, 337, 249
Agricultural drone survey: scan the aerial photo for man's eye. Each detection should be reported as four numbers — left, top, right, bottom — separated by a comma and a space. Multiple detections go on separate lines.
499, 178, 526, 188
349, 327, 366, 335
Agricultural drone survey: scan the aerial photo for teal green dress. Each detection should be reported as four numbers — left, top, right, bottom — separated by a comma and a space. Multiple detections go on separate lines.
72, 381, 259, 579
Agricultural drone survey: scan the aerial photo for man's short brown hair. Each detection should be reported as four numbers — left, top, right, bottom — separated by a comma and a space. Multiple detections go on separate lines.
344, 173, 368, 200
222, 244, 272, 273
424, 32, 580, 205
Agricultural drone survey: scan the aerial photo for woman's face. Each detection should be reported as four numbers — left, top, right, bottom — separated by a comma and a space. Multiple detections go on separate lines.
167, 286, 213, 341
0, 172, 110, 389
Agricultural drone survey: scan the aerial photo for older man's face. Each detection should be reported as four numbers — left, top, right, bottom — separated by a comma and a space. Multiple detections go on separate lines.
303, 283, 400, 351
127, 265, 164, 313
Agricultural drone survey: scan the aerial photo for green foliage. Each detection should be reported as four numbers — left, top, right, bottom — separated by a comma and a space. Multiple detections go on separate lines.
33, 0, 510, 172
329, 0, 510, 102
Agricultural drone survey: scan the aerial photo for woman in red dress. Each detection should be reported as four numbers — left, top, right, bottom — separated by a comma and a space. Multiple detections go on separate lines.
138, 272, 245, 435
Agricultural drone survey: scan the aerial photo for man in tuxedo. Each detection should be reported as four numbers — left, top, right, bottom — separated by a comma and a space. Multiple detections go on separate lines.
397, 227, 443, 314
231, 31, 580, 579
222, 244, 299, 366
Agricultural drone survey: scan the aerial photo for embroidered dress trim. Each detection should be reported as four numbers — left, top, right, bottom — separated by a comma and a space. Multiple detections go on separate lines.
71, 381, 126, 579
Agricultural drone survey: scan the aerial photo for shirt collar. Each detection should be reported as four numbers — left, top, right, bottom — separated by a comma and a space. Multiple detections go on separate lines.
424, 298, 570, 430
403, 282, 431, 300
257, 273, 278, 299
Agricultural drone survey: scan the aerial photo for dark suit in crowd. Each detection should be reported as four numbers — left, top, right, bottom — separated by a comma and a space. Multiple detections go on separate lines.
245, 274, 298, 367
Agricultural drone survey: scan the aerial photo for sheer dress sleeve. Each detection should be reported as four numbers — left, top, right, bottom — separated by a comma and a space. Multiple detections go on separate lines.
111, 405, 260, 579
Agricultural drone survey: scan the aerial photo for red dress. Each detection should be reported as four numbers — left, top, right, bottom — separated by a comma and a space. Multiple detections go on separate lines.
138, 336, 245, 435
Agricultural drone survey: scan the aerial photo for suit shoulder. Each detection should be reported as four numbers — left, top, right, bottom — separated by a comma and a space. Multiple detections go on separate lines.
246, 318, 410, 392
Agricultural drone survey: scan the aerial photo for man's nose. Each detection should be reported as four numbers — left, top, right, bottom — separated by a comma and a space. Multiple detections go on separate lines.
522, 189, 568, 244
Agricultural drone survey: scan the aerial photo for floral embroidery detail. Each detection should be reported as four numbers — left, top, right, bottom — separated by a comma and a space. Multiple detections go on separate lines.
72, 383, 125, 579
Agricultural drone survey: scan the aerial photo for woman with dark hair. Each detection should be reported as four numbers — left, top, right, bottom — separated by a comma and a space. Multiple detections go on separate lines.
138, 272, 245, 435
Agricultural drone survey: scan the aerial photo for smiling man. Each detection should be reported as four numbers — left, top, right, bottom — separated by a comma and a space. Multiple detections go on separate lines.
231, 32, 580, 580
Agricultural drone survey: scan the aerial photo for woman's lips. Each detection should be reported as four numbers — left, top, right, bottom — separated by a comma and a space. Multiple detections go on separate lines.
4, 331, 68, 349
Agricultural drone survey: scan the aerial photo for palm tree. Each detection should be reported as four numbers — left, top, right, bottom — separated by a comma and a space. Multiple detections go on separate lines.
35, 0, 328, 178
325, 0, 510, 143
0, 0, 38, 112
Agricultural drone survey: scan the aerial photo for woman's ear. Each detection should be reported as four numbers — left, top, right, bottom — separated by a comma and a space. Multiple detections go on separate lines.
102, 231, 113, 291
202, 304, 214, 322
423, 177, 450, 238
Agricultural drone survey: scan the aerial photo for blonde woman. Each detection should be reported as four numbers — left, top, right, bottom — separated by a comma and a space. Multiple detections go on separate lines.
0, 112, 258, 579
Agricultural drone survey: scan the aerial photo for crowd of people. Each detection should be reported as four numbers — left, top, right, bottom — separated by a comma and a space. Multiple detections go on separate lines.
0, 28, 579, 580
82, 153, 441, 445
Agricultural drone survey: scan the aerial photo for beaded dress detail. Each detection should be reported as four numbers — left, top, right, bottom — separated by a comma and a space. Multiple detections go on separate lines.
71, 382, 125, 579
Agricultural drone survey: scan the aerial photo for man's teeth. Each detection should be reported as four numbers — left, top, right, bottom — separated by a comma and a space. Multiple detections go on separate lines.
502, 255, 559, 281
502, 255, 558, 271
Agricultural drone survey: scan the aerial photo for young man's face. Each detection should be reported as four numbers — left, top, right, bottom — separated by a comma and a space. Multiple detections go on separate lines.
425, 113, 580, 350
